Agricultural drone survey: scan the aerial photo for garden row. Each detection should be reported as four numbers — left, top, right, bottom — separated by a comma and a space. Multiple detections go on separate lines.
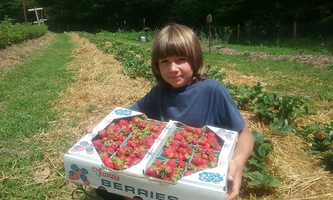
0, 18, 48, 49
80, 31, 333, 189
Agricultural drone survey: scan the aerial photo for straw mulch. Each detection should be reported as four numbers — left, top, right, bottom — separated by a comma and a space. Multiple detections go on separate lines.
2, 32, 331, 199
0, 32, 54, 69
224, 72, 333, 200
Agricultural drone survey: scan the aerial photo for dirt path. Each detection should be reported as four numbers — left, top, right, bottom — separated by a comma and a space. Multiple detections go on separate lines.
210, 45, 333, 68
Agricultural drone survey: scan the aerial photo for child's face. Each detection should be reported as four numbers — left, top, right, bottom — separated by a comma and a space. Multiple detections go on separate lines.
158, 56, 193, 88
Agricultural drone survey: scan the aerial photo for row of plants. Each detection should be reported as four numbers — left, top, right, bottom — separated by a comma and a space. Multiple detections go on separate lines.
225, 81, 332, 171
0, 17, 48, 49
80, 31, 332, 190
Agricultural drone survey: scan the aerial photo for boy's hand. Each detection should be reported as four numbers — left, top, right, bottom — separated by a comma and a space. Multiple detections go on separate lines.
225, 159, 243, 200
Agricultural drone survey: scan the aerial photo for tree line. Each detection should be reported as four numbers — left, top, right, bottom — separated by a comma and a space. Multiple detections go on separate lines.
1, 0, 332, 41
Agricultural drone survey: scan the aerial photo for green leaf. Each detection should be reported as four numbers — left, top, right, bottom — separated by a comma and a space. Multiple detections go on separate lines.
258, 143, 273, 158
246, 171, 281, 188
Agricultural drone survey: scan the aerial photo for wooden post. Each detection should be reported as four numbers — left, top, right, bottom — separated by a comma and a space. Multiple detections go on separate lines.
292, 20, 297, 47
35, 8, 40, 25
237, 24, 240, 44
143, 18, 146, 30
22, 0, 27, 23
206, 14, 212, 53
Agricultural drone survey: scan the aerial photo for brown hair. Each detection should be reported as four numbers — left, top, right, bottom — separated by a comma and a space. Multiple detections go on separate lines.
151, 23, 208, 89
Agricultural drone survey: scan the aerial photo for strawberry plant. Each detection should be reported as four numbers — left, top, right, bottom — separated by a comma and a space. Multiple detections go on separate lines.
227, 82, 264, 111
243, 131, 280, 188
0, 18, 47, 49
81, 31, 154, 83
298, 121, 333, 171
206, 64, 226, 82
92, 116, 166, 170
227, 81, 309, 134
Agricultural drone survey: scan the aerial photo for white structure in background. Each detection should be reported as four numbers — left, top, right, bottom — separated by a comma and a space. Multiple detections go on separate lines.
28, 7, 47, 25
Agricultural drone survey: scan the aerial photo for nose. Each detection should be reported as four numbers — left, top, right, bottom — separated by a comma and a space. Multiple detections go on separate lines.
169, 62, 178, 72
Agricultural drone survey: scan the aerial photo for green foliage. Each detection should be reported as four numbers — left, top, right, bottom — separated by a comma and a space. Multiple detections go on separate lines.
81, 31, 155, 84
251, 93, 309, 124
206, 64, 226, 82
226, 81, 309, 134
243, 131, 280, 188
0, 18, 48, 49
298, 121, 333, 171
227, 82, 263, 110
245, 171, 281, 188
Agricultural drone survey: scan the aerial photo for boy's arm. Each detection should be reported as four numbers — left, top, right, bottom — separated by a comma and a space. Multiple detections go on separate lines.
226, 126, 254, 200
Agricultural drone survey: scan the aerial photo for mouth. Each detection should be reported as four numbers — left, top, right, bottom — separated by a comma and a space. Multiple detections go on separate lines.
169, 76, 181, 79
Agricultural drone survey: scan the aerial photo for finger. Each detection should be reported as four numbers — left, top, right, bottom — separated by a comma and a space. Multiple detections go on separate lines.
227, 163, 237, 181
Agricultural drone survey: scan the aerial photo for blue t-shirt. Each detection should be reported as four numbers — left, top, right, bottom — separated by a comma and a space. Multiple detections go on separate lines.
130, 79, 245, 132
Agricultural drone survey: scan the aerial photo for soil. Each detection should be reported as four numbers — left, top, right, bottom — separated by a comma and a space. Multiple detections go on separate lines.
1, 33, 332, 200
210, 45, 333, 68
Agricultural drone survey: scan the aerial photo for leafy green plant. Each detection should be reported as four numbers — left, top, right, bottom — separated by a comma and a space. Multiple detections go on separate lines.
298, 121, 333, 171
82, 31, 154, 83
206, 64, 226, 82
0, 18, 48, 49
250, 93, 309, 127
269, 118, 295, 134
227, 82, 264, 110
243, 131, 280, 188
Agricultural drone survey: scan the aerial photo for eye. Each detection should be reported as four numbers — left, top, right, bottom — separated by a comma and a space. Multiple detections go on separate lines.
159, 59, 169, 65
176, 57, 187, 64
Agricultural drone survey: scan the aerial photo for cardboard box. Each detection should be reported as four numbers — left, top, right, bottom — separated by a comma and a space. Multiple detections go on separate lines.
64, 107, 238, 200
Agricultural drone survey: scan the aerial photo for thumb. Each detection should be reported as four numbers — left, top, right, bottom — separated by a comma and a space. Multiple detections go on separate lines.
227, 162, 237, 181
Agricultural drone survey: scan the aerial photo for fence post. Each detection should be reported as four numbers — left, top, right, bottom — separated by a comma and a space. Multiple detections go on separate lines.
206, 14, 212, 53
237, 24, 240, 44
292, 20, 297, 47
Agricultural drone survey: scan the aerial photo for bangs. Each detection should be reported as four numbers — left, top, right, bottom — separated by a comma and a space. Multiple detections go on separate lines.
154, 31, 190, 59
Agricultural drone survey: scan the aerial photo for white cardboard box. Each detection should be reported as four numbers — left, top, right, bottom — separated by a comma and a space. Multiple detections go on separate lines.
64, 107, 238, 200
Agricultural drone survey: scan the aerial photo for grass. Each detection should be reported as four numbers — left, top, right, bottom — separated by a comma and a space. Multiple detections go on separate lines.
204, 51, 333, 113
0, 33, 74, 139
0, 33, 75, 199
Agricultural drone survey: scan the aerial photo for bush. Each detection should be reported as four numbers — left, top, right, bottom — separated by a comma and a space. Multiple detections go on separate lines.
0, 18, 48, 49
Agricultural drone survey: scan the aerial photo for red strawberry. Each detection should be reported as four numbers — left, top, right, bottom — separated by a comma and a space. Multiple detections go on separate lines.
118, 119, 129, 127
116, 148, 126, 157
167, 159, 177, 168
93, 139, 103, 148
146, 166, 157, 177
178, 160, 186, 169
184, 170, 194, 176
133, 116, 141, 124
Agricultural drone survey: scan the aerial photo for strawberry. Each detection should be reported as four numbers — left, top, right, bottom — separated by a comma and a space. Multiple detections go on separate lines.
118, 119, 129, 127
116, 148, 125, 157
100, 129, 108, 138
146, 166, 158, 177
193, 128, 202, 137
133, 116, 141, 124
184, 170, 194, 176
167, 158, 177, 168
93, 139, 103, 148
178, 160, 186, 169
